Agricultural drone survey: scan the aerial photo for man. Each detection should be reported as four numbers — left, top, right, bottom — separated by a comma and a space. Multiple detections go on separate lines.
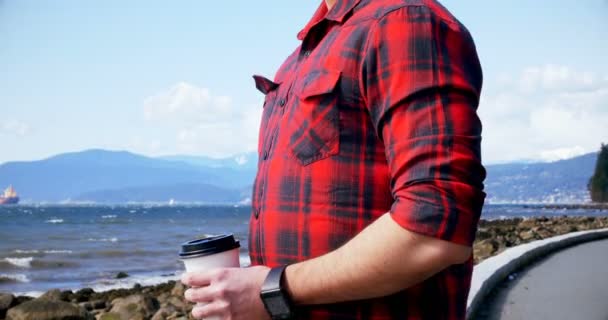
182, 0, 486, 319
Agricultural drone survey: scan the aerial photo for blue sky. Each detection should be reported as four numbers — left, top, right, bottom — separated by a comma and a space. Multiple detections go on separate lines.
1, 0, 607, 164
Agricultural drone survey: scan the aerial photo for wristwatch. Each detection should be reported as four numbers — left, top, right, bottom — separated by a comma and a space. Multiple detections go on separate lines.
260, 265, 295, 319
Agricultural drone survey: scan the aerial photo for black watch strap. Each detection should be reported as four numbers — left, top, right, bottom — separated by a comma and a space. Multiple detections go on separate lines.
260, 265, 294, 319
262, 265, 287, 292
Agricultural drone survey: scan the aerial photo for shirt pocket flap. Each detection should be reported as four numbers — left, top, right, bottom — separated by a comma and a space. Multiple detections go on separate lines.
253, 75, 280, 95
296, 70, 341, 99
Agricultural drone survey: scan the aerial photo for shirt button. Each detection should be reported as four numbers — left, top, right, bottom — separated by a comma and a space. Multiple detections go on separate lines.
304, 50, 311, 57
279, 99, 286, 107
254, 207, 260, 219
263, 150, 269, 160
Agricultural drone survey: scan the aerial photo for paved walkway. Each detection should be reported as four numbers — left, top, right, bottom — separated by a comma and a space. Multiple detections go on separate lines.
473, 239, 608, 320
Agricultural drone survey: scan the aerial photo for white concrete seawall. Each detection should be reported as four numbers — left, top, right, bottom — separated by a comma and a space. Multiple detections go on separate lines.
466, 227, 608, 319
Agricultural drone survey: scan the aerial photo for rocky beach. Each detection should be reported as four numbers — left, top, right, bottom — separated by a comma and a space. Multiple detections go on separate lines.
1, 215, 608, 320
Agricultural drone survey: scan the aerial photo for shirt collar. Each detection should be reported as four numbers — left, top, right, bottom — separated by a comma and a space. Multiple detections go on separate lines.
297, 0, 362, 40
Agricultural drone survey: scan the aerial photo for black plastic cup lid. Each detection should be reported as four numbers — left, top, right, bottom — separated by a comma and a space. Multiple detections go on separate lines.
179, 234, 240, 259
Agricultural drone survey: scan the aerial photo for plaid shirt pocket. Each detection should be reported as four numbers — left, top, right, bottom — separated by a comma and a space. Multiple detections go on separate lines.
253, 75, 282, 159
288, 69, 342, 166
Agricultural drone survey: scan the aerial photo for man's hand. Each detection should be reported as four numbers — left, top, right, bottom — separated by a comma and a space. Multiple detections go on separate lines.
181, 266, 271, 320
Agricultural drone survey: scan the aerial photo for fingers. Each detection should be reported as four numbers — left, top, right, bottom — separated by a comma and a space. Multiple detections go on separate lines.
184, 286, 215, 303
181, 268, 233, 287
192, 300, 230, 319
181, 270, 213, 287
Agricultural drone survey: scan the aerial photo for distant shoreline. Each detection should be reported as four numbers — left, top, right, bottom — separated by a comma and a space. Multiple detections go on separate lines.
5, 202, 608, 209
521, 203, 608, 210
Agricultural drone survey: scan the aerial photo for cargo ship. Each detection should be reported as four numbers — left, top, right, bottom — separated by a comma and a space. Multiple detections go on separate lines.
0, 185, 19, 205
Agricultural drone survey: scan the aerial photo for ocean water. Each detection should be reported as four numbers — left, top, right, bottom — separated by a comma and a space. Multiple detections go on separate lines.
0, 204, 606, 297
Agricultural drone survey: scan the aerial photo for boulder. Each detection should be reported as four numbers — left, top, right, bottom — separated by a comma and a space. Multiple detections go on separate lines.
535, 227, 553, 239
60, 290, 74, 302
12, 296, 32, 307
554, 224, 576, 234
519, 230, 536, 241
6, 299, 93, 320
107, 294, 159, 320
518, 218, 538, 229
39, 289, 63, 301
97, 313, 121, 320
79, 300, 105, 312
1, 293, 15, 319
151, 304, 178, 320
171, 282, 186, 297
164, 296, 187, 313
115, 272, 129, 279
473, 239, 498, 263
157, 292, 170, 305
74, 288, 95, 303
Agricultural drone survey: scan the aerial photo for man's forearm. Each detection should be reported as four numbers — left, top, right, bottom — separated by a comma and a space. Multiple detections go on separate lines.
284, 213, 472, 305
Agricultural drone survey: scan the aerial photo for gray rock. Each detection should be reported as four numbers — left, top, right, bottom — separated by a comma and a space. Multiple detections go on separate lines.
151, 304, 178, 320
39, 289, 63, 301
74, 288, 95, 303
166, 296, 186, 311
519, 230, 536, 241
473, 239, 499, 263
80, 299, 105, 312
518, 218, 538, 229
91, 300, 106, 310
6, 299, 93, 320
60, 290, 74, 302
115, 272, 129, 279
108, 294, 159, 320
171, 282, 185, 297
555, 224, 576, 234
157, 292, 170, 305
97, 312, 121, 320
1, 293, 15, 319
79, 301, 93, 311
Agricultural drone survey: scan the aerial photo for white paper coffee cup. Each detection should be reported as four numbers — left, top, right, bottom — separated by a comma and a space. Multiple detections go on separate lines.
179, 234, 241, 320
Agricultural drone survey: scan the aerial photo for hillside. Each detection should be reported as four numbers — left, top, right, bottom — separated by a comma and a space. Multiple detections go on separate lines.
0, 150, 244, 202
484, 152, 597, 203
0, 149, 598, 204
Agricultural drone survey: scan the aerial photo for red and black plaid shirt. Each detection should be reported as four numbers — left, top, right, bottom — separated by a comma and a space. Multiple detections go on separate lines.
249, 0, 486, 319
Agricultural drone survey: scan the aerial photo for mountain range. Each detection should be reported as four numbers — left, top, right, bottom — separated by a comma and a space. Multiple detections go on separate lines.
0, 149, 598, 204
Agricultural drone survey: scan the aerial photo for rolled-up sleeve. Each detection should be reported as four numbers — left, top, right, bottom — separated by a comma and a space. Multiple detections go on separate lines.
360, 6, 486, 246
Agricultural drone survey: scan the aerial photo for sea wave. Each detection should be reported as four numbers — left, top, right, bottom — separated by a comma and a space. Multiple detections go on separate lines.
0, 273, 30, 283
87, 273, 180, 293
77, 249, 161, 259
12, 291, 43, 298
43, 250, 73, 254
11, 249, 72, 256
101, 215, 117, 219
1, 257, 78, 270
13, 249, 39, 254
45, 218, 64, 224
87, 237, 118, 243
4, 257, 33, 268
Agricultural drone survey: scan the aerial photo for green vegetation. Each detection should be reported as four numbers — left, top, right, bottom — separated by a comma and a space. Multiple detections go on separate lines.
589, 144, 608, 203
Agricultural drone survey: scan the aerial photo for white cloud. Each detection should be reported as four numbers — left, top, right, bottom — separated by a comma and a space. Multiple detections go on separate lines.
517, 64, 600, 93
234, 155, 248, 166
144, 82, 234, 123
539, 146, 587, 162
480, 65, 608, 164
0, 120, 30, 137
143, 82, 262, 157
